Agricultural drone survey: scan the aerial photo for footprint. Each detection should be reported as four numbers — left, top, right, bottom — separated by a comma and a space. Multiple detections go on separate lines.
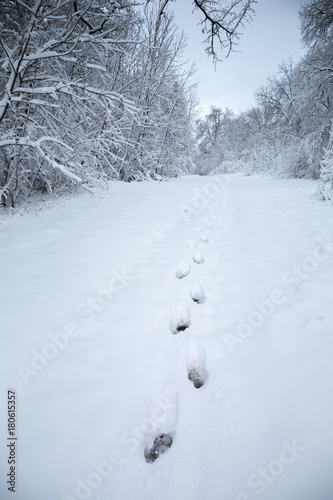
175, 262, 191, 279
200, 235, 209, 243
170, 305, 190, 334
187, 339, 206, 389
194, 226, 202, 232
188, 370, 204, 389
191, 282, 205, 304
206, 222, 212, 228
144, 434, 173, 463
143, 387, 178, 463
193, 251, 204, 264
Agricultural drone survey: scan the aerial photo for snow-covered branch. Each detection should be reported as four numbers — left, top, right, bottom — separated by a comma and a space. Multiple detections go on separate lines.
0, 136, 82, 182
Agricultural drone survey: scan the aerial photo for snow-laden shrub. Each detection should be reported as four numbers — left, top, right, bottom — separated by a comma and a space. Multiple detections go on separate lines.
275, 136, 321, 179
247, 134, 321, 180
207, 152, 251, 175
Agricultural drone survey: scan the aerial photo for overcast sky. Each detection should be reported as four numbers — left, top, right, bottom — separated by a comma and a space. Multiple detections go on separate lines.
171, 0, 308, 116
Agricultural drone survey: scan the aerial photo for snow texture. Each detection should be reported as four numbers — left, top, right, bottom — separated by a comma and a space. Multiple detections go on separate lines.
1, 175, 333, 500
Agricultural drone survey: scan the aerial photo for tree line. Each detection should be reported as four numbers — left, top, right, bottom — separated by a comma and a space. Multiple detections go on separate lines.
196, 0, 333, 201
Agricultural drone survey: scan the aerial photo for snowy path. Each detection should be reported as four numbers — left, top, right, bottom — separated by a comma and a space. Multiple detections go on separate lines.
1, 175, 333, 500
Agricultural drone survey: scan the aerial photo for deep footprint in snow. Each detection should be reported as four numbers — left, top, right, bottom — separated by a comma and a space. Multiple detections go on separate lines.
144, 433, 173, 463
172, 318, 190, 333
191, 282, 205, 304
175, 262, 191, 279
193, 250, 204, 264
170, 305, 190, 334
187, 339, 206, 389
144, 387, 177, 463
200, 235, 209, 243
188, 368, 204, 389
206, 222, 212, 228
176, 324, 189, 332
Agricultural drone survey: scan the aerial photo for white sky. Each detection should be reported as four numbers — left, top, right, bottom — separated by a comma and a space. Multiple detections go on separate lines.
171, 0, 308, 116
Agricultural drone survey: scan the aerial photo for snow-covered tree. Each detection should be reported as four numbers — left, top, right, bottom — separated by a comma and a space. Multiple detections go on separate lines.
0, 0, 256, 206
0, 0, 139, 205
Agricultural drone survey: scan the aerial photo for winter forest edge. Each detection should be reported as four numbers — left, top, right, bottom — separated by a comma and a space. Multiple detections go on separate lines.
1, 0, 333, 209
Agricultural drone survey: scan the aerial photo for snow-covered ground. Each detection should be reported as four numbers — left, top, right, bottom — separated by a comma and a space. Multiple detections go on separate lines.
1, 174, 333, 500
